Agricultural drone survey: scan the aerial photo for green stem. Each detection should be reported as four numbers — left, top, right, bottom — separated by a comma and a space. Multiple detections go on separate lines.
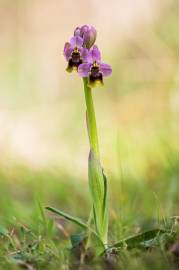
83, 77, 108, 247
83, 77, 100, 158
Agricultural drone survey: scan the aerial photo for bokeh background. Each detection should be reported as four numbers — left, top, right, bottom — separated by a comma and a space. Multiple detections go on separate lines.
0, 0, 179, 232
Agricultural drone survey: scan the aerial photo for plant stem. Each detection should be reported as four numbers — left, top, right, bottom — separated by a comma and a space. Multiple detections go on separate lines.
83, 78, 100, 158
83, 77, 108, 246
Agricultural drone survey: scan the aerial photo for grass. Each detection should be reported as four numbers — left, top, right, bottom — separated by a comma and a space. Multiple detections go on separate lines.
0, 141, 179, 270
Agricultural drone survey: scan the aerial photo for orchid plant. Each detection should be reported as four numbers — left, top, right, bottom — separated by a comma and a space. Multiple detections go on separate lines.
46, 25, 165, 255
47, 25, 111, 250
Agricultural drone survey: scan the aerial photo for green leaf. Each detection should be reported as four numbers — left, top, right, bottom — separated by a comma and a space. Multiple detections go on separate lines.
110, 229, 166, 249
46, 206, 104, 249
46, 206, 88, 229
88, 150, 108, 244
88, 151, 104, 216
37, 200, 47, 224
101, 172, 108, 245
0, 225, 8, 236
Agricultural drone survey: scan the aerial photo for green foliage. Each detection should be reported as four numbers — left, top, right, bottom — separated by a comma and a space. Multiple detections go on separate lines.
88, 150, 108, 245
110, 229, 167, 249
46, 206, 88, 229
0, 225, 8, 236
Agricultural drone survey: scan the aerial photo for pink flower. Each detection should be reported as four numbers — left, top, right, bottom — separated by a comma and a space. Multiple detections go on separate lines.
64, 36, 88, 72
78, 46, 112, 87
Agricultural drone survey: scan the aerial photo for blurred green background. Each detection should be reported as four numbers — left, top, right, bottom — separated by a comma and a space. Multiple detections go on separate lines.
0, 0, 179, 240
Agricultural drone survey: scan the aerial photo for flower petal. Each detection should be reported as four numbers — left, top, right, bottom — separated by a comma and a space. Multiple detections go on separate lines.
74, 27, 81, 36
90, 45, 101, 61
70, 36, 83, 48
83, 26, 97, 49
78, 63, 91, 77
80, 25, 89, 36
80, 48, 90, 62
100, 63, 112, 76
63, 43, 73, 61
64, 42, 70, 53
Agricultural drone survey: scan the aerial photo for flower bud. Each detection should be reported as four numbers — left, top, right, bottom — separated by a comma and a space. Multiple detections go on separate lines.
81, 25, 97, 49
74, 27, 81, 37
74, 25, 97, 49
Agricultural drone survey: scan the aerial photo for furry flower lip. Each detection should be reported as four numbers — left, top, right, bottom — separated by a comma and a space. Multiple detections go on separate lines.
74, 25, 97, 49
78, 46, 112, 87
64, 36, 88, 72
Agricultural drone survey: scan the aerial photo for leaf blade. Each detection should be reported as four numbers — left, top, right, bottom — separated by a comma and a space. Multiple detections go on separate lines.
110, 229, 166, 249
46, 206, 88, 229
88, 150, 107, 243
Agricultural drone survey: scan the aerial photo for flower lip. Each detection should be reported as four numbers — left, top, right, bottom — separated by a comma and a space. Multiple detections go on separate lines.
89, 62, 103, 87
66, 48, 83, 72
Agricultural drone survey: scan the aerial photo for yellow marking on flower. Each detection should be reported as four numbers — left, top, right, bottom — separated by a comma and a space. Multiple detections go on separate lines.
93, 61, 99, 68
74, 46, 78, 53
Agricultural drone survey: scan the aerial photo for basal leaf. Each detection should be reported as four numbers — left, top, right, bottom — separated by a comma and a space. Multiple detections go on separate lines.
46, 206, 88, 229
88, 150, 108, 244
101, 171, 108, 245
88, 151, 104, 218
110, 229, 166, 249
46, 206, 104, 248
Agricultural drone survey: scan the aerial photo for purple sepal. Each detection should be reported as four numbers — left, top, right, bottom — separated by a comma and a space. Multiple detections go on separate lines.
70, 36, 83, 48
81, 48, 89, 62
89, 45, 101, 62
78, 63, 91, 77
100, 63, 112, 77
74, 27, 81, 36
64, 42, 73, 60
